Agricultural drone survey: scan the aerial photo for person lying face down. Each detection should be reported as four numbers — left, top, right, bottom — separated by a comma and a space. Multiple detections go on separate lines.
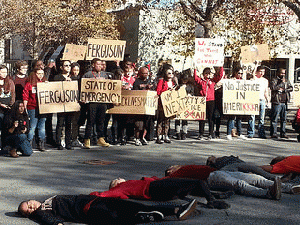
165, 164, 300, 200
90, 176, 230, 209
18, 194, 198, 224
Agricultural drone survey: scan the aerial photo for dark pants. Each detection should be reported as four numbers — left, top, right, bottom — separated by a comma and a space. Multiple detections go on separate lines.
87, 198, 176, 225
71, 111, 80, 141
84, 103, 107, 139
5, 134, 32, 156
45, 113, 54, 144
149, 178, 214, 202
199, 100, 215, 136
56, 112, 72, 147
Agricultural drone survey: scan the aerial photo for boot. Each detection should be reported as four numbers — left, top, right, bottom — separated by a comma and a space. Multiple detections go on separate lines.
9, 149, 19, 158
181, 133, 187, 140
97, 137, 110, 147
39, 140, 46, 152
84, 139, 91, 149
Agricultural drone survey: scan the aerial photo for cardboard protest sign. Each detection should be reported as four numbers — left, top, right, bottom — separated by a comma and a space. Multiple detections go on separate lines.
80, 78, 121, 103
293, 83, 300, 107
86, 39, 126, 61
194, 38, 225, 67
177, 96, 206, 120
62, 44, 87, 61
240, 44, 270, 64
223, 79, 260, 115
160, 86, 187, 118
107, 90, 158, 115
37, 81, 80, 114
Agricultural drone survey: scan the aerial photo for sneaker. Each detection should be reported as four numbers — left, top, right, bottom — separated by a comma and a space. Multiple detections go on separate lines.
135, 211, 164, 223
164, 136, 171, 143
72, 139, 83, 147
207, 135, 213, 140
141, 138, 148, 145
247, 135, 254, 139
197, 135, 204, 140
237, 135, 247, 140
267, 177, 281, 200
292, 184, 300, 194
215, 131, 220, 139
176, 199, 197, 220
181, 133, 187, 140
135, 139, 142, 146
226, 135, 232, 140
271, 134, 279, 139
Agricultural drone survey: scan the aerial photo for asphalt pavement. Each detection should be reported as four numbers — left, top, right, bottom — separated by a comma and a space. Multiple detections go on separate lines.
1, 120, 300, 225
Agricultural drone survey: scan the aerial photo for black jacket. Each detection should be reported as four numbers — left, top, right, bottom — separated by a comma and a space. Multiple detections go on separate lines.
270, 76, 293, 104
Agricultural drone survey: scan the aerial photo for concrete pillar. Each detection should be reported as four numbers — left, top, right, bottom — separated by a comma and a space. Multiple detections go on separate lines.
288, 54, 295, 84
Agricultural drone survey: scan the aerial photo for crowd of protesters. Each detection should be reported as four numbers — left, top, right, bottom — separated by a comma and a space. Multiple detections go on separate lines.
0, 56, 298, 157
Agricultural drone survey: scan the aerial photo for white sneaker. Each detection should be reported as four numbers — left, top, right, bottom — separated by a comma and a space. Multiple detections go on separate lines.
226, 135, 232, 140
135, 139, 142, 146
72, 139, 84, 147
238, 135, 247, 140
292, 184, 300, 194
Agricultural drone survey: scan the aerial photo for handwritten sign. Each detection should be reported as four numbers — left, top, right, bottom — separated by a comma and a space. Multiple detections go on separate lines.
37, 81, 80, 114
240, 44, 270, 64
86, 39, 126, 61
61, 44, 87, 61
194, 38, 225, 67
223, 79, 260, 115
293, 83, 300, 107
160, 86, 187, 118
177, 96, 206, 120
80, 78, 121, 103
107, 90, 158, 115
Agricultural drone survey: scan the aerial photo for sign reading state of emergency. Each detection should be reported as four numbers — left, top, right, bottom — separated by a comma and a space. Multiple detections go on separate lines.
80, 78, 122, 103
222, 79, 260, 115
37, 81, 80, 114
86, 39, 126, 61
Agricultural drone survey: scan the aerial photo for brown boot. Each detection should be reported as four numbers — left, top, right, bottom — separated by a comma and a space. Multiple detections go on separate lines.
84, 139, 91, 149
9, 149, 19, 158
97, 137, 110, 147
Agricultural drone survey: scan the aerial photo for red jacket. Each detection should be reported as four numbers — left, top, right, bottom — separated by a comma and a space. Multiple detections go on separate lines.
156, 79, 174, 96
167, 165, 216, 180
23, 82, 42, 110
271, 156, 300, 174
90, 177, 160, 200
194, 67, 223, 101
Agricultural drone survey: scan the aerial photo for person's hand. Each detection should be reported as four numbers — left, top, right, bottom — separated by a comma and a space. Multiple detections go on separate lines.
66, 77, 72, 81
0, 103, 10, 109
14, 121, 19, 128
21, 127, 27, 133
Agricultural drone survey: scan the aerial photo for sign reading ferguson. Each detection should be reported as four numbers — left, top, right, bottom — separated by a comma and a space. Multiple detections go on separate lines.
161, 86, 187, 118
107, 90, 158, 115
177, 96, 206, 120
223, 79, 260, 115
80, 78, 121, 103
37, 81, 80, 114
86, 39, 126, 61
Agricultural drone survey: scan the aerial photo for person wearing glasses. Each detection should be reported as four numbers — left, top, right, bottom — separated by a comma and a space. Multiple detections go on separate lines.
247, 66, 270, 139
53, 60, 74, 150
226, 67, 247, 140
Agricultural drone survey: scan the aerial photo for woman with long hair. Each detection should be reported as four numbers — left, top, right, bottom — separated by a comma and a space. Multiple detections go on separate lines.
156, 64, 175, 144
23, 66, 47, 151
2, 100, 32, 157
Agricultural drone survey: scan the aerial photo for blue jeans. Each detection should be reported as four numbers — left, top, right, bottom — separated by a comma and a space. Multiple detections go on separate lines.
227, 116, 242, 135
248, 99, 266, 137
270, 103, 287, 136
5, 134, 33, 156
28, 109, 46, 141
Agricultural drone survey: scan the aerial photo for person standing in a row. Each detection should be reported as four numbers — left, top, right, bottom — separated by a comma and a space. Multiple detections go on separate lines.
82, 58, 110, 148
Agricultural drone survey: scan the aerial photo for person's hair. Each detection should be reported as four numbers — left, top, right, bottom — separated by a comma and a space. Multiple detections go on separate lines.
206, 156, 216, 166
60, 60, 71, 68
27, 67, 46, 86
10, 100, 28, 121
18, 201, 29, 217
233, 67, 243, 76
179, 72, 189, 84
277, 68, 286, 75
91, 58, 101, 66
270, 156, 286, 165
203, 67, 211, 75
33, 60, 45, 70
0, 64, 13, 94
256, 66, 265, 72
113, 69, 124, 80
15, 60, 28, 71
70, 62, 80, 76
162, 64, 174, 80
